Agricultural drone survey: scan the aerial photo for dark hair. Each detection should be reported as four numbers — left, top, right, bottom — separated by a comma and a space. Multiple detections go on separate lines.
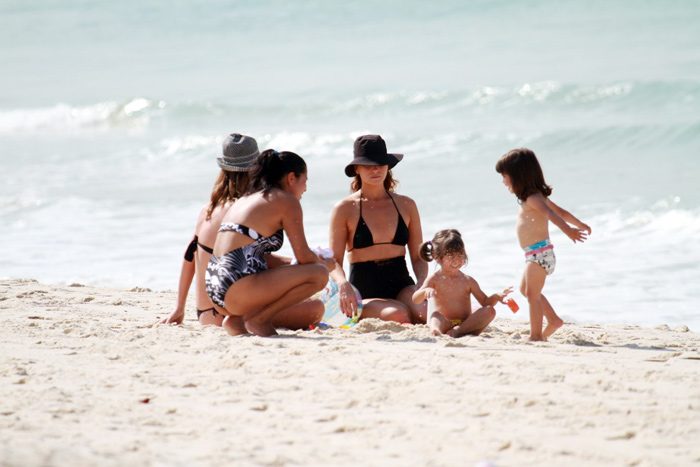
206, 170, 249, 220
246, 149, 307, 195
419, 229, 467, 264
350, 168, 398, 193
495, 148, 552, 202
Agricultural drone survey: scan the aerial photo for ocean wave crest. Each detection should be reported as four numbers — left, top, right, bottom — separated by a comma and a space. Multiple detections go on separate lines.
0, 98, 164, 132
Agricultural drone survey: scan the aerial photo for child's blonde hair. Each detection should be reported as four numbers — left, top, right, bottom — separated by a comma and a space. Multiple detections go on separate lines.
419, 229, 467, 264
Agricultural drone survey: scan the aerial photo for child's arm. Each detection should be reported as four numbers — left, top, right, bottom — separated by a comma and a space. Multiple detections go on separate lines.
469, 277, 513, 307
547, 199, 592, 234
526, 194, 589, 243
412, 274, 437, 304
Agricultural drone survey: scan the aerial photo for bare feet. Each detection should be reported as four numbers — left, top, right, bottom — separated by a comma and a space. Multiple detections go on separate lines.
244, 317, 278, 337
222, 315, 249, 336
528, 333, 546, 342
543, 317, 564, 339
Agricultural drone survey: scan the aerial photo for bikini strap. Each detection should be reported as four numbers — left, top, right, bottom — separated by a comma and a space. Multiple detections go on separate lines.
198, 243, 214, 255
387, 191, 400, 212
184, 236, 198, 262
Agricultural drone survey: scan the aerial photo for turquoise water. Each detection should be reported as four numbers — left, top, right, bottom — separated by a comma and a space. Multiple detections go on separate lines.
2, 1, 699, 329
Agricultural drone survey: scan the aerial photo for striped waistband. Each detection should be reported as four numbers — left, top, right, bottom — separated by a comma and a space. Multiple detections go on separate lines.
523, 239, 553, 256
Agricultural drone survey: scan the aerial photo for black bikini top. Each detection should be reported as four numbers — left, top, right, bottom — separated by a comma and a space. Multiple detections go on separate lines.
184, 235, 214, 262
349, 191, 410, 251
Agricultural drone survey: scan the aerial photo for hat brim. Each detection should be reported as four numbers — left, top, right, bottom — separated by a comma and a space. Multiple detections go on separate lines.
217, 157, 255, 172
344, 153, 403, 177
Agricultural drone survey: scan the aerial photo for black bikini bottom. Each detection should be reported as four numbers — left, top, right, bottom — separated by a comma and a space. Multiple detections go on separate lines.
349, 256, 415, 300
196, 307, 220, 320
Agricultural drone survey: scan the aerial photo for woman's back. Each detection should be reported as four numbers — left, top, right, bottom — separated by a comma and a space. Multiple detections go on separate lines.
213, 189, 297, 256
194, 201, 233, 311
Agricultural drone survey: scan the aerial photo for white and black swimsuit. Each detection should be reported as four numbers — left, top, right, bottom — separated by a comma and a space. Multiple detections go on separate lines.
205, 223, 284, 309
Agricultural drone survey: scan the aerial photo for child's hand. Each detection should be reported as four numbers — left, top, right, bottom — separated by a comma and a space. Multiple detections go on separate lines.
580, 223, 592, 235
498, 286, 513, 303
423, 287, 437, 299
566, 226, 589, 243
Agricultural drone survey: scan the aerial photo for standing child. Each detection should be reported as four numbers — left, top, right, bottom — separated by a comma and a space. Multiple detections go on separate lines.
496, 148, 591, 341
412, 229, 513, 337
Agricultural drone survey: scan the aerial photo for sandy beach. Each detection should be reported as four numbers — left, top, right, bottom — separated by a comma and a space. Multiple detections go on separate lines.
1, 278, 699, 466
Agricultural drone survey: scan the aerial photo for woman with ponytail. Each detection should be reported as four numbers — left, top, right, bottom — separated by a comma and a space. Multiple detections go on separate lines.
206, 149, 331, 337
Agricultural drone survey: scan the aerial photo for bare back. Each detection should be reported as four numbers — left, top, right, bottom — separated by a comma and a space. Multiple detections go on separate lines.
213, 188, 316, 265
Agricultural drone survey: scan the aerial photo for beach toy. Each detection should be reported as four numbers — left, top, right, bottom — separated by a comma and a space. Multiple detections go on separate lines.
316, 279, 363, 328
294, 247, 363, 328
505, 298, 519, 313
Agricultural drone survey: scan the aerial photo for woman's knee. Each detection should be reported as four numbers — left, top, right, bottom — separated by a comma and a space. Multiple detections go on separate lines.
307, 264, 330, 290
381, 306, 411, 324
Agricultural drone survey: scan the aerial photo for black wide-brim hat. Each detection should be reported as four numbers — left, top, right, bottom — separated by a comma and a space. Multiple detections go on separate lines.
344, 134, 404, 177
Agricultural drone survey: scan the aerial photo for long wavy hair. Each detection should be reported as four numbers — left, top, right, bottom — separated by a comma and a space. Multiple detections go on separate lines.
495, 148, 552, 203
246, 149, 307, 195
206, 170, 249, 220
350, 168, 398, 193
418, 229, 467, 265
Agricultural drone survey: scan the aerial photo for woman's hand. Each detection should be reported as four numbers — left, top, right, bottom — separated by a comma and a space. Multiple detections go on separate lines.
160, 307, 185, 325
337, 281, 358, 317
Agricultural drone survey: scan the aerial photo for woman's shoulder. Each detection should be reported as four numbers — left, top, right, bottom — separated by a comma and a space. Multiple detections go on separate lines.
390, 192, 419, 213
332, 192, 360, 212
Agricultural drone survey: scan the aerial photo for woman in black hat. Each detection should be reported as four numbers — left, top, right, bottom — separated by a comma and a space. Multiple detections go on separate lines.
329, 135, 428, 324
160, 135, 325, 333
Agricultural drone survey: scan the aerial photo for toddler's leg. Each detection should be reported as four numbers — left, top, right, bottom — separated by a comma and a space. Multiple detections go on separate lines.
429, 312, 453, 336
521, 262, 547, 341
448, 306, 496, 338
541, 294, 564, 339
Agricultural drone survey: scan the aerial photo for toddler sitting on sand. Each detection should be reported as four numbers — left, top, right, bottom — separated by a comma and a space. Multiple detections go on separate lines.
412, 229, 512, 337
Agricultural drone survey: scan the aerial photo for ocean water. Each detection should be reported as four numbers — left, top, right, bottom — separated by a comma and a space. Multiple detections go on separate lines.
2, 1, 699, 330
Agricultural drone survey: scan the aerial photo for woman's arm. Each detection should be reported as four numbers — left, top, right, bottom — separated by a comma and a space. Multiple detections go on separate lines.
404, 196, 428, 284
329, 200, 357, 316
161, 208, 208, 324
160, 236, 196, 324
281, 196, 325, 265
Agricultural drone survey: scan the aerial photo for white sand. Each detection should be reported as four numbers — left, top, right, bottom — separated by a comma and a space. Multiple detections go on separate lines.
1, 278, 699, 467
